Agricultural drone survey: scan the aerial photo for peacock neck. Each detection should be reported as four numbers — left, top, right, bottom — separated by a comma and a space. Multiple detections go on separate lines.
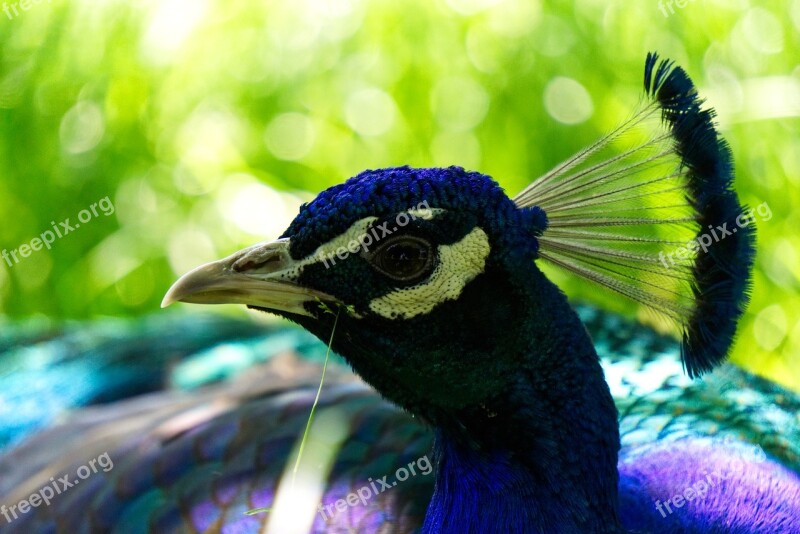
421, 269, 624, 533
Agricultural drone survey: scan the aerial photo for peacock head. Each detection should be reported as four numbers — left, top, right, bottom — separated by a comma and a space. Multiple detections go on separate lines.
163, 165, 550, 419
163, 53, 755, 426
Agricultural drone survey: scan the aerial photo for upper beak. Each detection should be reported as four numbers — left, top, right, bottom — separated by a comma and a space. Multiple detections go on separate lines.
161, 238, 336, 317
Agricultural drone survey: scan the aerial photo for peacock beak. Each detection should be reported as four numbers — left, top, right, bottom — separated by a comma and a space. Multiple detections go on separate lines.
161, 238, 336, 317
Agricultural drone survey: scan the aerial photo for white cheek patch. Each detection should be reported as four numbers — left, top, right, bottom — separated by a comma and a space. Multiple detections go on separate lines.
368, 227, 491, 320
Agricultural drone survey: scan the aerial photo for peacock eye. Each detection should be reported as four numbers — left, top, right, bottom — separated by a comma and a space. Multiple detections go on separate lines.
367, 236, 435, 282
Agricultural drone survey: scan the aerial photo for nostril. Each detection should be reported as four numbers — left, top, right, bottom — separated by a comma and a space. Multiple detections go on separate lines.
234, 252, 281, 273
231, 240, 292, 275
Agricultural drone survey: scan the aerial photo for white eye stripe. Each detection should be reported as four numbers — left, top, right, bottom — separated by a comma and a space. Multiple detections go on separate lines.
367, 226, 490, 320
277, 208, 447, 279
270, 218, 377, 281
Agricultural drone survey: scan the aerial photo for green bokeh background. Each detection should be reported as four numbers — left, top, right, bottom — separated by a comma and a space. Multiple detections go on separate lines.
1, 0, 798, 390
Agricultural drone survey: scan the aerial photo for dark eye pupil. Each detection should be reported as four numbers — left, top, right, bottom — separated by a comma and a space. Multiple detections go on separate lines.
367, 236, 434, 282
381, 242, 429, 278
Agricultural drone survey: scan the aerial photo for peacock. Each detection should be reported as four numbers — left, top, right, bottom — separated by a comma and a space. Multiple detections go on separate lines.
1, 53, 799, 533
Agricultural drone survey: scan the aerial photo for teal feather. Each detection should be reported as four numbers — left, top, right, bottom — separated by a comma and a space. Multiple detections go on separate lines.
1, 306, 798, 532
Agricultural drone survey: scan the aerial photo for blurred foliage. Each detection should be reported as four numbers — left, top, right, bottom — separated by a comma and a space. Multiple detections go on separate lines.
0, 0, 798, 389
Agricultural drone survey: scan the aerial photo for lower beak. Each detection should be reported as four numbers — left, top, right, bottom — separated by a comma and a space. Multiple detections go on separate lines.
161, 238, 336, 317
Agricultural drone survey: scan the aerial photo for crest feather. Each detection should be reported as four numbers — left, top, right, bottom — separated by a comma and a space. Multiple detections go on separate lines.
514, 52, 755, 378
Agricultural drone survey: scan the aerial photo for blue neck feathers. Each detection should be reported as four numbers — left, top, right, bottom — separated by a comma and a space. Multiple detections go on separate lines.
422, 266, 623, 533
